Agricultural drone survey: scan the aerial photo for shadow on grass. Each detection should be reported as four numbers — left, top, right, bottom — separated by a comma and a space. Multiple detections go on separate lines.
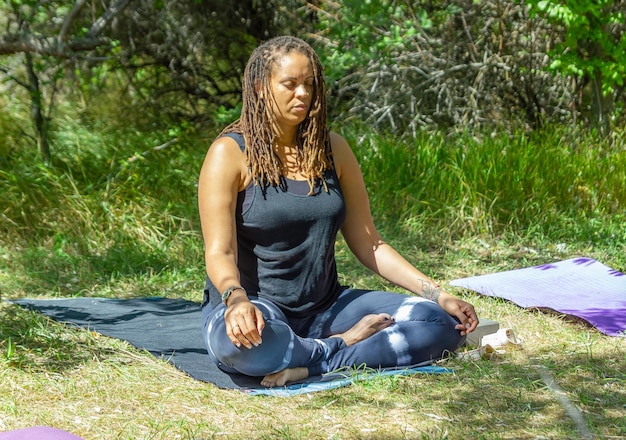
0, 302, 134, 373
6, 236, 203, 299
538, 351, 626, 437
473, 352, 623, 437
295, 344, 626, 439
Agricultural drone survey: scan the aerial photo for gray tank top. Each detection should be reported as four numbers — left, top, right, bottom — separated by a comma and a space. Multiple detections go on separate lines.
203, 132, 346, 318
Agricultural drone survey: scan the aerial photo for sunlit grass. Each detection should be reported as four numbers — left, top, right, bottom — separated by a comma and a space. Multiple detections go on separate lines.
347, 125, 626, 249
0, 112, 625, 438
2, 285, 625, 439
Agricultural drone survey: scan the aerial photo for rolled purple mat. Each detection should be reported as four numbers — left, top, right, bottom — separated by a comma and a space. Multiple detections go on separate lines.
0, 426, 83, 439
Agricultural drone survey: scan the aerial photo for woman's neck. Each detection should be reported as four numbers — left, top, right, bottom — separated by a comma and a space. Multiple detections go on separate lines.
273, 133, 305, 178
274, 123, 298, 149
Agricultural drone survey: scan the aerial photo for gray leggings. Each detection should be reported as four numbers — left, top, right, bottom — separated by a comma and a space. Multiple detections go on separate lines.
202, 289, 465, 377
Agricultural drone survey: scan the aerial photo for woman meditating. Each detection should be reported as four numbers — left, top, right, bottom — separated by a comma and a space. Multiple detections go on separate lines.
198, 35, 478, 387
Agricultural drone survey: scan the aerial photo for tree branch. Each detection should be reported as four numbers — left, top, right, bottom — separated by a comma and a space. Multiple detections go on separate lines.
87, 0, 133, 38
0, 35, 107, 57
126, 138, 179, 163
59, 0, 88, 42
0, 63, 28, 88
0, 0, 133, 57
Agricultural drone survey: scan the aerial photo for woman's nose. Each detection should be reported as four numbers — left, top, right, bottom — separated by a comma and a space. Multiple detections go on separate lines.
295, 84, 310, 97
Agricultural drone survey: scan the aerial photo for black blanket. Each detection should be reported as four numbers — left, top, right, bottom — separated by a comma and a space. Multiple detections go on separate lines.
13, 297, 265, 389
12, 297, 449, 396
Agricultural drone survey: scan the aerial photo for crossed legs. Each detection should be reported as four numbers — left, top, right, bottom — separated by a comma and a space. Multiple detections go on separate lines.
203, 290, 465, 387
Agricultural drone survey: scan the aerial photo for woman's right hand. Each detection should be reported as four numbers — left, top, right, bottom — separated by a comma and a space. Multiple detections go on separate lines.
223, 297, 265, 349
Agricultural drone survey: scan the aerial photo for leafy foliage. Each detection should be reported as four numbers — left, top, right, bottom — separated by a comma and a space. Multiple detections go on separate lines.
525, 0, 626, 132
0, 0, 314, 161
527, 0, 625, 94
312, 0, 625, 135
2, 0, 625, 156
102, 0, 313, 123
0, 0, 133, 161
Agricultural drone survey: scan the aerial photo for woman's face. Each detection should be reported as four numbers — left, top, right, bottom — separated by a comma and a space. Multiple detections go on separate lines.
268, 51, 314, 131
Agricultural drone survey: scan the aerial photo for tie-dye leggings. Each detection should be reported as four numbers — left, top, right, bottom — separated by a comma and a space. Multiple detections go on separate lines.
202, 289, 465, 377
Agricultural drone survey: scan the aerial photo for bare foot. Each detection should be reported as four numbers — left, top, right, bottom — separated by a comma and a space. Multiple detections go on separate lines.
334, 313, 394, 346
261, 367, 309, 387
259, 314, 393, 388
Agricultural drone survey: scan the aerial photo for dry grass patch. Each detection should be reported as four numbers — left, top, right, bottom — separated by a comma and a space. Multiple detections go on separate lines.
2, 285, 625, 440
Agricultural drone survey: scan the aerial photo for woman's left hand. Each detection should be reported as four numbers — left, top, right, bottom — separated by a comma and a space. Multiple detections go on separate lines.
437, 292, 479, 335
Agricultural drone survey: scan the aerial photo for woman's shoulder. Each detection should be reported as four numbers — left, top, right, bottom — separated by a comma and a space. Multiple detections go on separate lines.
210, 130, 245, 151
206, 132, 246, 161
200, 132, 250, 190
329, 131, 358, 178
329, 131, 348, 148
217, 132, 245, 151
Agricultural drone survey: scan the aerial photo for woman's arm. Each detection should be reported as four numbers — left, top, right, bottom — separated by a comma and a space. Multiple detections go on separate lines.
198, 136, 264, 347
331, 132, 478, 334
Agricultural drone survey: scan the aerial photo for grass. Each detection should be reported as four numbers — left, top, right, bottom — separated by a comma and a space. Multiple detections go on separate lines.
1, 241, 625, 439
1, 106, 625, 438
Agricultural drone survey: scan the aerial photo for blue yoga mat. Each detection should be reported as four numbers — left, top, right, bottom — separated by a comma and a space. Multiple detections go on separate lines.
12, 297, 449, 396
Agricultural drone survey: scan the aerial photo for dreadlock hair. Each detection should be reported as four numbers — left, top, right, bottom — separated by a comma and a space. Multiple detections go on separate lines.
219, 35, 332, 194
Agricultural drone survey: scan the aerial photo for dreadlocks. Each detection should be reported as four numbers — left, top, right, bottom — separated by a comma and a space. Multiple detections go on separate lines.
219, 36, 332, 194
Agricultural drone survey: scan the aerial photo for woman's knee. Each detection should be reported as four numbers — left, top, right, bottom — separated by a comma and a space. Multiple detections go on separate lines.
207, 319, 295, 376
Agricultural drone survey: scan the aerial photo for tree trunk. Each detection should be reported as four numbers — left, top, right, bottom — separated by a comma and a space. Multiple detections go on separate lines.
25, 53, 50, 163
590, 72, 613, 137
